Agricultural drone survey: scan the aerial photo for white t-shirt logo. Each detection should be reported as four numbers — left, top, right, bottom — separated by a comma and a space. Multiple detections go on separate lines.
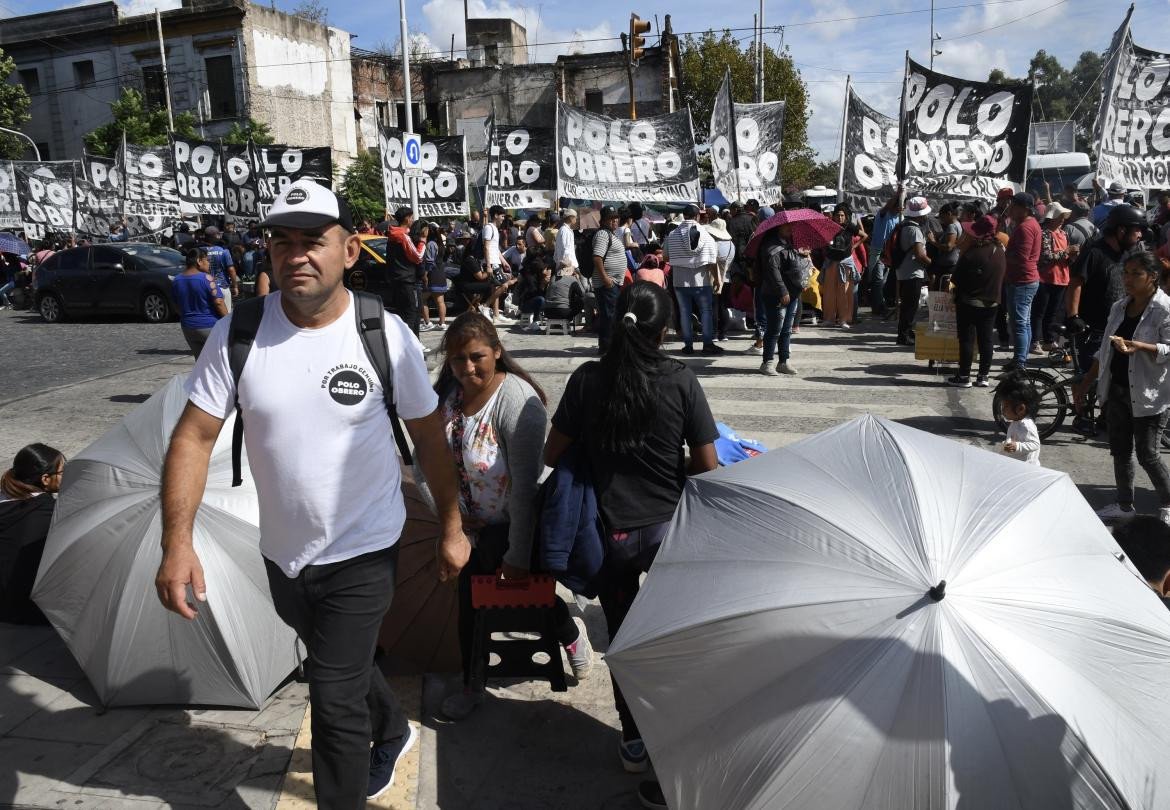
327, 369, 369, 405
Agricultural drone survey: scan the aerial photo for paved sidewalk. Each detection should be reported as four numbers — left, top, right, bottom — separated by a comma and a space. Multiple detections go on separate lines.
0, 312, 1142, 809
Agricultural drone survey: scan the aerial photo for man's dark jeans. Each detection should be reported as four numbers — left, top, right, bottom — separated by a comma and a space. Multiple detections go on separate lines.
386, 280, 420, 336
265, 546, 409, 810
897, 278, 924, 341
955, 302, 997, 379
594, 283, 622, 353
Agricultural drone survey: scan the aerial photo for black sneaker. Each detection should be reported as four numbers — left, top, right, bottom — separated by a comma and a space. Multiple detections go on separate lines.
1002, 360, 1025, 372
637, 781, 668, 810
702, 343, 724, 355
680, 346, 694, 355
946, 375, 971, 388
367, 723, 418, 799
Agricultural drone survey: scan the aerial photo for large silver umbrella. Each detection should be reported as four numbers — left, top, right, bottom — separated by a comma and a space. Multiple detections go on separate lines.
608, 414, 1170, 810
32, 375, 299, 708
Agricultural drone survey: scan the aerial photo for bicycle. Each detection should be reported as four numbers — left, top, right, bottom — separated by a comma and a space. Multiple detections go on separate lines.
991, 327, 1098, 440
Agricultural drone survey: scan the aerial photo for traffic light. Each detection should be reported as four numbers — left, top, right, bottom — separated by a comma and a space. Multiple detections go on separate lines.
629, 14, 650, 64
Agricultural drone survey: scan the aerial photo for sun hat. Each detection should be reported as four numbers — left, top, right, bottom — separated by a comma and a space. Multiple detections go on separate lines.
904, 196, 931, 217
705, 218, 732, 241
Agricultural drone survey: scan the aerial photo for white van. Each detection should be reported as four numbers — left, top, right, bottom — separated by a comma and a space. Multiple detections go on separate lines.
1024, 153, 1091, 197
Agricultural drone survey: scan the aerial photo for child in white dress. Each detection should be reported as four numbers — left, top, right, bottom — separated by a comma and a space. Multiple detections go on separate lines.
998, 379, 1042, 466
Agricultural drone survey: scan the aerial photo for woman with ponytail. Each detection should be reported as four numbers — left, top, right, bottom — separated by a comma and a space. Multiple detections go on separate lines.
1, 443, 65, 624
543, 280, 719, 777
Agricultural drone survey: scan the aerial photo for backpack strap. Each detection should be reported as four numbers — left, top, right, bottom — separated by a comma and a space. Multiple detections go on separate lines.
227, 296, 267, 487
353, 290, 414, 465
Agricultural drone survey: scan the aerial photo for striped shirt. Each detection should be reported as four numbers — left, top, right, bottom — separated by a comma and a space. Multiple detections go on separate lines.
592, 228, 627, 287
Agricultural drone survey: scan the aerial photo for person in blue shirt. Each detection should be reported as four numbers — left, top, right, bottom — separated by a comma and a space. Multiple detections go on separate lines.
867, 186, 905, 317
171, 248, 227, 358
199, 226, 238, 311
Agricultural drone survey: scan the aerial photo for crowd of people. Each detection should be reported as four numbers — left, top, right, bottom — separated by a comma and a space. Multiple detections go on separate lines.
6, 173, 1170, 810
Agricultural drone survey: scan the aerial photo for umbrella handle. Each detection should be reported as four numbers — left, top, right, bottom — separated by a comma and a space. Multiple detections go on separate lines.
928, 580, 947, 601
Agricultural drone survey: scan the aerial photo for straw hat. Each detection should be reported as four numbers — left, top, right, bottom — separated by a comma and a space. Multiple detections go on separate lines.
705, 218, 733, 241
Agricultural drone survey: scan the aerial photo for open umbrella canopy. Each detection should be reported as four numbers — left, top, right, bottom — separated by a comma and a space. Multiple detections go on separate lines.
0, 232, 31, 256
32, 375, 300, 708
608, 415, 1170, 810
745, 208, 840, 258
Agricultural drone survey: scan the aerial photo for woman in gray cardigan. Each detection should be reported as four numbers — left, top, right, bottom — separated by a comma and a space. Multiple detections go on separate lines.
420, 311, 594, 721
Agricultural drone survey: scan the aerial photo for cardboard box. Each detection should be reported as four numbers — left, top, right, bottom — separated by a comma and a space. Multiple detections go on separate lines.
914, 320, 961, 362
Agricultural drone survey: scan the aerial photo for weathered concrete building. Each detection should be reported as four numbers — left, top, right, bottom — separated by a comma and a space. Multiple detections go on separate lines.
1, 0, 357, 169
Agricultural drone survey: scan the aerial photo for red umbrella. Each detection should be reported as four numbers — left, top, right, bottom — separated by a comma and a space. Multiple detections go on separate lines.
746, 209, 842, 258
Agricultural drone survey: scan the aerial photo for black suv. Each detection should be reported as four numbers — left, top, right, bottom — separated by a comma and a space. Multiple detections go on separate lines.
34, 244, 182, 323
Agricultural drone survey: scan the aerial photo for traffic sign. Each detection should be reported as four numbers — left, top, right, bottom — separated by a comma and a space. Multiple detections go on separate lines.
403, 132, 422, 168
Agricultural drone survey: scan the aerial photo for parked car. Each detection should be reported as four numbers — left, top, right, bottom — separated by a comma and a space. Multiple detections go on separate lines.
34, 243, 183, 324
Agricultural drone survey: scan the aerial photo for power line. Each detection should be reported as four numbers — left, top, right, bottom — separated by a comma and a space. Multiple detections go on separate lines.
942, 0, 1069, 40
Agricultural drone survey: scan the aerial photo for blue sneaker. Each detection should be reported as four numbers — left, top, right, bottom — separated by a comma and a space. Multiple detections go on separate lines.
367, 723, 418, 799
620, 737, 648, 773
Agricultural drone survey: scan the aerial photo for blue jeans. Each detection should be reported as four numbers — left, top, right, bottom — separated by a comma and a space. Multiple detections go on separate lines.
674, 285, 714, 349
0, 279, 13, 306
522, 295, 544, 319
868, 258, 889, 314
1006, 281, 1039, 364
762, 294, 801, 364
594, 283, 622, 352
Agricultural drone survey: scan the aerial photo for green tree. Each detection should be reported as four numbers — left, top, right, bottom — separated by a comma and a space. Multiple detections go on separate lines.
0, 48, 32, 159
805, 159, 839, 189
987, 49, 1106, 153
223, 117, 275, 145
680, 30, 815, 189
82, 88, 197, 157
340, 151, 385, 224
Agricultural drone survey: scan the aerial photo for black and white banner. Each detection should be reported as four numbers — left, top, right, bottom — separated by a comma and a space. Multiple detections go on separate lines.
900, 58, 1031, 200
173, 137, 225, 214
0, 162, 19, 229
378, 127, 470, 218
556, 100, 700, 203
726, 100, 784, 204
709, 72, 738, 202
841, 87, 899, 213
1095, 14, 1170, 189
123, 143, 182, 218
222, 141, 264, 224
257, 145, 333, 214
74, 177, 118, 237
15, 162, 75, 240
486, 126, 555, 209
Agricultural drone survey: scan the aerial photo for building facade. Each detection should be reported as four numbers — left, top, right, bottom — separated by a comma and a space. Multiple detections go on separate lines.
1, 0, 357, 169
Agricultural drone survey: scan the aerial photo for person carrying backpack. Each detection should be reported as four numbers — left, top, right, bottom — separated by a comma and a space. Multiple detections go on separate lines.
888, 196, 933, 345
946, 215, 1006, 388
155, 179, 471, 808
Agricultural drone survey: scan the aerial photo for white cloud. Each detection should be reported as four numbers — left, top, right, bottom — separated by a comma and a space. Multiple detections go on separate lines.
114, 0, 180, 16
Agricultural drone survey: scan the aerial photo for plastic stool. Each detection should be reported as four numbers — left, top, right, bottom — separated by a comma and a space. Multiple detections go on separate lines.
545, 318, 572, 336
469, 573, 568, 692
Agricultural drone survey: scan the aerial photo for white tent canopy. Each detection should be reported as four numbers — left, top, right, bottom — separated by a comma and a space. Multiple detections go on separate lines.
608, 415, 1170, 810
33, 375, 299, 708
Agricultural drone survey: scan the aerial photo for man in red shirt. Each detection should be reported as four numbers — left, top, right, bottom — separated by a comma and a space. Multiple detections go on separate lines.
1003, 192, 1043, 371
386, 206, 425, 335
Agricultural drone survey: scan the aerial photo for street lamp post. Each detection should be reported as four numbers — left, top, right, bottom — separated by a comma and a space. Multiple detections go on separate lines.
398, 0, 418, 213
0, 126, 39, 160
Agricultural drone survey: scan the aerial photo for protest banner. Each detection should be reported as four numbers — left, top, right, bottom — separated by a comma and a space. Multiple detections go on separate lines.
378, 126, 470, 218
899, 57, 1032, 201
840, 84, 899, 213
1094, 9, 1170, 189
0, 162, 19, 229
123, 142, 182, 218
74, 154, 123, 236
709, 72, 739, 203
256, 145, 333, 215
222, 141, 264, 224
556, 100, 700, 203
173, 137, 225, 214
15, 162, 75, 240
485, 126, 555, 210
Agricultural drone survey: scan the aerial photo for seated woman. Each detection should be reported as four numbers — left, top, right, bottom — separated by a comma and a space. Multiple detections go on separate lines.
421, 313, 595, 720
0, 444, 65, 625
455, 249, 510, 320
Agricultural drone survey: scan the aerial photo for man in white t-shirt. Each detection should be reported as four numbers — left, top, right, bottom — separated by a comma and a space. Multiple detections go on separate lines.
154, 179, 469, 808
554, 208, 579, 271
481, 205, 514, 324
664, 204, 723, 355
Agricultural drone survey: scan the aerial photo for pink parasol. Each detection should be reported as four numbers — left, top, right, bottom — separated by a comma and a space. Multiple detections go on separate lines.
746, 209, 842, 258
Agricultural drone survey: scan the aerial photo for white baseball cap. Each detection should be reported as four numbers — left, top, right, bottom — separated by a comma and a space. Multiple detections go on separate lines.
261, 179, 355, 231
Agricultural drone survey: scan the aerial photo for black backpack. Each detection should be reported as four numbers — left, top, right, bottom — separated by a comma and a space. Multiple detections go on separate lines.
227, 290, 413, 486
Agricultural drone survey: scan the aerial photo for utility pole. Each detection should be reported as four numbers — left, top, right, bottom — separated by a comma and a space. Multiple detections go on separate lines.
622, 33, 635, 119
398, 0, 418, 212
0, 126, 39, 160
756, 0, 764, 103
155, 9, 174, 130
930, 0, 941, 70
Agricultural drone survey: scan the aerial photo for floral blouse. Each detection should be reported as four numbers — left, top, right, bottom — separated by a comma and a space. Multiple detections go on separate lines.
444, 383, 510, 525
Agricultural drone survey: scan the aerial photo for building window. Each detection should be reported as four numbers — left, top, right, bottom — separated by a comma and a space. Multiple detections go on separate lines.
484, 44, 498, 66
18, 68, 39, 95
376, 101, 389, 128
425, 102, 442, 133
73, 60, 95, 89
395, 102, 423, 130
204, 55, 238, 119
35, 143, 50, 160
142, 65, 166, 110
585, 90, 603, 114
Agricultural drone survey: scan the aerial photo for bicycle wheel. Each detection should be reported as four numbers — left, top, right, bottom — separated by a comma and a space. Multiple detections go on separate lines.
992, 369, 1069, 440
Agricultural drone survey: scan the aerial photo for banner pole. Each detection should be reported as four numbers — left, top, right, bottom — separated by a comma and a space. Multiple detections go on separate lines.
837, 75, 850, 198
896, 51, 909, 186
725, 67, 741, 205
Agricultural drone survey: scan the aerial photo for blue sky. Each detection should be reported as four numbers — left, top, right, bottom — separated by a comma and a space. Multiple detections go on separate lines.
6, 0, 1169, 159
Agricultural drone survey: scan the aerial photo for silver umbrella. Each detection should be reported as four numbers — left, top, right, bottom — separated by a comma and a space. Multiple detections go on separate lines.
32, 375, 299, 708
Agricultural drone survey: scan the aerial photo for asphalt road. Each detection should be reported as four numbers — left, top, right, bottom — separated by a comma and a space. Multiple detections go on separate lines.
0, 307, 191, 404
